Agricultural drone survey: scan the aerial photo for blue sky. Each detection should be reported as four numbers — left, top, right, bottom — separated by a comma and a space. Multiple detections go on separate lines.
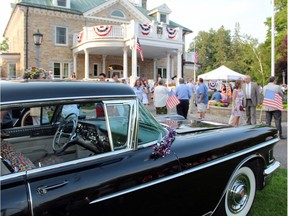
1, 0, 272, 48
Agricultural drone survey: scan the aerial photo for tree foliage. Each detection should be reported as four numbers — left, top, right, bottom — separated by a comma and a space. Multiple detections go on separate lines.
0, 38, 9, 51
188, 0, 287, 85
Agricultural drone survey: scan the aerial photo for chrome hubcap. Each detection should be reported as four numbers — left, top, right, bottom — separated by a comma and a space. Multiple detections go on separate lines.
228, 175, 250, 213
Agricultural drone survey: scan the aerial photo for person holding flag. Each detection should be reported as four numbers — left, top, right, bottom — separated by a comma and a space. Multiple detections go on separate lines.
263, 76, 285, 139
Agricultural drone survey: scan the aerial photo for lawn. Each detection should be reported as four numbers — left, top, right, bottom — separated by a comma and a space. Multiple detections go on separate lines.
249, 168, 287, 216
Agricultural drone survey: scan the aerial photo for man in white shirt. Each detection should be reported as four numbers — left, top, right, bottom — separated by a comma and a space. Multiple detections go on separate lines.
187, 79, 196, 114
153, 80, 169, 114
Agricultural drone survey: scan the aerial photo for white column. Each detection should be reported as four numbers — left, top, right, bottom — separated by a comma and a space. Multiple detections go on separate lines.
177, 50, 182, 82
123, 47, 128, 78
153, 58, 157, 81
73, 53, 77, 76
102, 55, 107, 74
166, 52, 171, 86
84, 49, 90, 80
171, 56, 175, 79
130, 41, 137, 87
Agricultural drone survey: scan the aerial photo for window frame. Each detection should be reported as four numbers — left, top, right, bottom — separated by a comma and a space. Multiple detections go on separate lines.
8, 63, 16, 79
55, 26, 68, 46
93, 63, 99, 77
110, 9, 126, 19
53, 62, 70, 79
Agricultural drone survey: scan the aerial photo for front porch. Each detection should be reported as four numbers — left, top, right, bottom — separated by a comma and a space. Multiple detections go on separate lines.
71, 20, 184, 84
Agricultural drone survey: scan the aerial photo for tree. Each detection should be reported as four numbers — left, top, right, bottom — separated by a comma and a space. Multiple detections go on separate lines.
0, 38, 9, 51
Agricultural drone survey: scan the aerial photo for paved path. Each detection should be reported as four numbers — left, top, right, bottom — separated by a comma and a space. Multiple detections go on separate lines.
147, 103, 287, 168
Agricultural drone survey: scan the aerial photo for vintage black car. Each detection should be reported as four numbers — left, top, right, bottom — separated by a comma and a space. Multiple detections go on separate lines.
0, 80, 280, 216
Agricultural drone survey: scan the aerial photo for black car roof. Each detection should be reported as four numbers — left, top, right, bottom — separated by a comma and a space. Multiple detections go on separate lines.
0, 80, 136, 105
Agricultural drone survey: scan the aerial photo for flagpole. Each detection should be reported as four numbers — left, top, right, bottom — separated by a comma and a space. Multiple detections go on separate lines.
271, 0, 275, 76
193, 42, 196, 82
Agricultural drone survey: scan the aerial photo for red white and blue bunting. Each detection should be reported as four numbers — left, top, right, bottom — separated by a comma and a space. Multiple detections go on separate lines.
139, 24, 151, 35
77, 31, 83, 43
166, 27, 178, 39
208, 81, 217, 90
93, 25, 112, 37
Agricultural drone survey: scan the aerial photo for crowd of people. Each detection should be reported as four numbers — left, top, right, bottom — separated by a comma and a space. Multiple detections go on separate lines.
66, 72, 286, 139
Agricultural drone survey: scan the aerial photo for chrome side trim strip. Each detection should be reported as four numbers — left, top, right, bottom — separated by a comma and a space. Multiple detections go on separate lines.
27, 181, 34, 216
90, 137, 279, 204
264, 160, 280, 176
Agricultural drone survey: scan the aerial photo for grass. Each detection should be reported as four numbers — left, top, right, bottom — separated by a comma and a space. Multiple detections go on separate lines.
249, 168, 287, 216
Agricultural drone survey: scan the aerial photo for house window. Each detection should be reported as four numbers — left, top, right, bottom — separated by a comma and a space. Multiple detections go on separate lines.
55, 27, 67, 45
53, 62, 69, 79
93, 64, 99, 77
8, 63, 16, 79
57, 0, 66, 7
111, 10, 125, 19
160, 14, 167, 23
137, 65, 140, 77
158, 67, 166, 79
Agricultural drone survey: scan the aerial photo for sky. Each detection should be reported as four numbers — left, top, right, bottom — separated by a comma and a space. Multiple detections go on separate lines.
0, 0, 272, 48
148, 0, 272, 48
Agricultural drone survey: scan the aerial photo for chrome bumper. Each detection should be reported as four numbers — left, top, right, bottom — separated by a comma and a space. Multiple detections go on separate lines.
263, 160, 281, 186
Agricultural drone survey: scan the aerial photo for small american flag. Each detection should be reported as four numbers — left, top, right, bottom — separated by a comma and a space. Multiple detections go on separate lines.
166, 90, 180, 109
136, 38, 144, 61
263, 89, 283, 111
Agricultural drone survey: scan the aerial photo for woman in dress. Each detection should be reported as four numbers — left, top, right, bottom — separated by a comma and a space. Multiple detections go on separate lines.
132, 79, 143, 102
231, 80, 244, 127
141, 80, 150, 107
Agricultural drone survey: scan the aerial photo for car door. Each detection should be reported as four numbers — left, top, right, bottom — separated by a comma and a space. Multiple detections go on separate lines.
26, 101, 181, 216
1, 172, 30, 216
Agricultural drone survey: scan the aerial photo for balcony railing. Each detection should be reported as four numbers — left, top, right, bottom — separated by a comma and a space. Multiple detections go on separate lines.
73, 21, 183, 46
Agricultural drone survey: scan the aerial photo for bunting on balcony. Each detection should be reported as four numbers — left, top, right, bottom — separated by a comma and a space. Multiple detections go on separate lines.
139, 24, 151, 35
77, 31, 83, 43
93, 25, 112, 36
166, 27, 178, 39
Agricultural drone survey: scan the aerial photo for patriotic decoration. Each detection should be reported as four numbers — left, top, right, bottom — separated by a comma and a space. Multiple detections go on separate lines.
152, 127, 176, 158
166, 90, 180, 109
139, 24, 151, 35
263, 89, 283, 111
166, 27, 178, 39
77, 31, 83, 43
208, 81, 217, 90
136, 38, 144, 61
93, 25, 112, 36
194, 51, 198, 64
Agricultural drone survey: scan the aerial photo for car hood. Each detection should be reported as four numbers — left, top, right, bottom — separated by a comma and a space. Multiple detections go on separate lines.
156, 114, 231, 134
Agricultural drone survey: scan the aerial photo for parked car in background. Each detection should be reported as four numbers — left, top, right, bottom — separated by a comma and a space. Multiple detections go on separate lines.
0, 80, 280, 216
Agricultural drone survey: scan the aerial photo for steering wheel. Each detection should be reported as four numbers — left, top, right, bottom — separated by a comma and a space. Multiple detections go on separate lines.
52, 113, 78, 153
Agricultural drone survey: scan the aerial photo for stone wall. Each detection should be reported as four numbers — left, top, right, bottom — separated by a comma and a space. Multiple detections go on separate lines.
207, 106, 287, 122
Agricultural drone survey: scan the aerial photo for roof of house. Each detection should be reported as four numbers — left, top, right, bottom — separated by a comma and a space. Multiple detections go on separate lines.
16, 0, 192, 32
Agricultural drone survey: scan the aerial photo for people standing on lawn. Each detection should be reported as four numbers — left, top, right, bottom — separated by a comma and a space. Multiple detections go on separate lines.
263, 76, 285, 139
141, 80, 150, 107
175, 78, 192, 119
231, 80, 244, 127
196, 78, 209, 120
153, 80, 169, 115
242, 75, 260, 125
187, 79, 196, 114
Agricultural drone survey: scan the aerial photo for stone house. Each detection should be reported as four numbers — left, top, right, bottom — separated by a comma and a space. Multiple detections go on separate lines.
1, 0, 195, 84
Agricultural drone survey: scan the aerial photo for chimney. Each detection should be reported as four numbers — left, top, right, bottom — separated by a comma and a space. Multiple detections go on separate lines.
142, 0, 147, 9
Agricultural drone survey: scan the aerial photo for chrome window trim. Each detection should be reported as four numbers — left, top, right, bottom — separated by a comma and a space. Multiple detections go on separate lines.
0, 95, 136, 107
89, 137, 279, 204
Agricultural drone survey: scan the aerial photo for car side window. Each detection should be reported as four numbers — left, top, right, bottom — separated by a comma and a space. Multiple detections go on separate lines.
105, 104, 130, 150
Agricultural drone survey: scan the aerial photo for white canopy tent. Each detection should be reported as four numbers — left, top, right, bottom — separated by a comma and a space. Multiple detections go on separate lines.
198, 65, 245, 80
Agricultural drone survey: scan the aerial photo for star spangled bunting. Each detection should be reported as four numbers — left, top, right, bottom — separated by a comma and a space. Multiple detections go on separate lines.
136, 38, 144, 61
263, 89, 283, 111
166, 90, 180, 109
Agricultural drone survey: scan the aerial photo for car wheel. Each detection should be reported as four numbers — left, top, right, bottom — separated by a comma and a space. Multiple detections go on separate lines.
21, 110, 33, 126
224, 166, 256, 216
